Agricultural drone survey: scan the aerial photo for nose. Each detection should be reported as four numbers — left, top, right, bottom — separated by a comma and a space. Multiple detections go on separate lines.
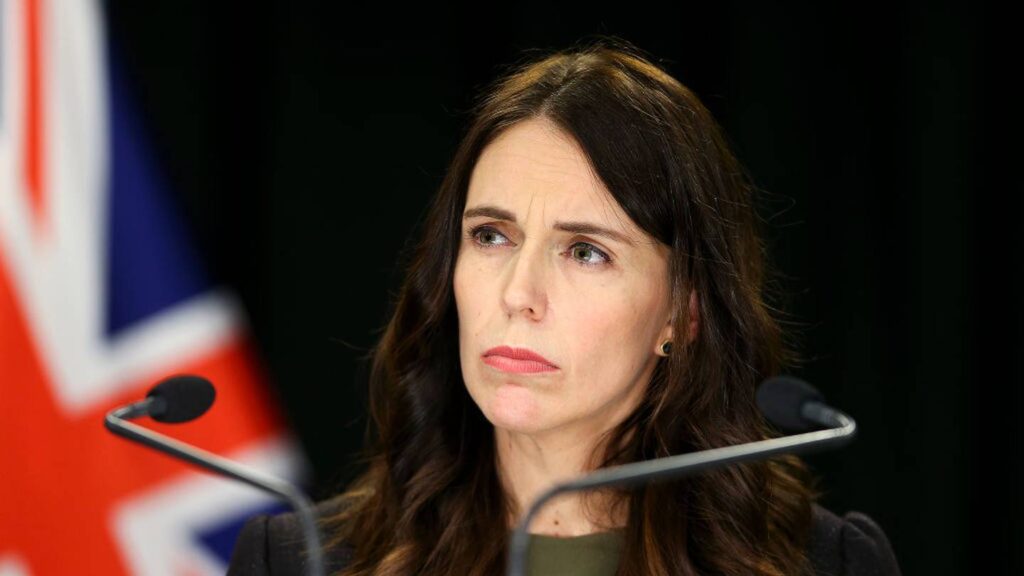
500, 242, 548, 321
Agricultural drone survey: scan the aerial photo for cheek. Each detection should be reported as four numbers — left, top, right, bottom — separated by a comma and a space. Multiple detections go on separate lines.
453, 257, 491, 363
566, 285, 640, 346
453, 258, 483, 326
562, 286, 658, 386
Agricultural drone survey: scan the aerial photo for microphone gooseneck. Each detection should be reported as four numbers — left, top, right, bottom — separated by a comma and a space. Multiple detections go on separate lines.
104, 375, 325, 576
506, 376, 856, 576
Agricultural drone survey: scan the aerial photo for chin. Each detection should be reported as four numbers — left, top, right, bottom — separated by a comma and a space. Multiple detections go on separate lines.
477, 385, 552, 435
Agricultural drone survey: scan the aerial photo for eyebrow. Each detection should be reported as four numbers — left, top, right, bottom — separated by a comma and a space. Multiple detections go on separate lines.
462, 204, 636, 246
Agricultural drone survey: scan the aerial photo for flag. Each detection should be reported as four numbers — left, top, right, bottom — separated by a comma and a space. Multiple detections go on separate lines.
0, 0, 303, 573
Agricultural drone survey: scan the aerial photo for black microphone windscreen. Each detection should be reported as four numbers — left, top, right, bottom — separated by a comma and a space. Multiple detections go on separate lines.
146, 375, 216, 423
756, 376, 824, 432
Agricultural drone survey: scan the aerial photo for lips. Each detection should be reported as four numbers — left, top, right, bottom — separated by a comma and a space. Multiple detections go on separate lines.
482, 346, 558, 374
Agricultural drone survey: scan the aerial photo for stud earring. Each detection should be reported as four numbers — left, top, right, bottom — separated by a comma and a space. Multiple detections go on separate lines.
660, 340, 673, 355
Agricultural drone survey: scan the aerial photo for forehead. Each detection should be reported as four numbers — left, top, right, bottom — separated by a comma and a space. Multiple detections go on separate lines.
466, 118, 632, 229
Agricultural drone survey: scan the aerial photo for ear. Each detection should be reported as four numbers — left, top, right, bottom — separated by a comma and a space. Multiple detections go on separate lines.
655, 312, 674, 356
686, 290, 699, 344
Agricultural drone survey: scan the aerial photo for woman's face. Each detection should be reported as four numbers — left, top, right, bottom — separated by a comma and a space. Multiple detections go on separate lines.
454, 117, 674, 441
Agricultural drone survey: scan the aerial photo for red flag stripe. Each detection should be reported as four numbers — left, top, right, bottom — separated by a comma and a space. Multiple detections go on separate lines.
23, 0, 46, 229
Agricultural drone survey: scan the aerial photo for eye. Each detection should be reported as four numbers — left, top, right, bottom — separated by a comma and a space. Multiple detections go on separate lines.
468, 225, 511, 247
567, 242, 612, 267
466, 225, 612, 268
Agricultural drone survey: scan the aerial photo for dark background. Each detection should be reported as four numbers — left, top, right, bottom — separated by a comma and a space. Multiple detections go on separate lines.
104, 1, 1018, 574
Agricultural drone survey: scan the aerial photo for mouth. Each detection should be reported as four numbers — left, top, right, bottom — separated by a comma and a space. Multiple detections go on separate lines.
482, 346, 559, 374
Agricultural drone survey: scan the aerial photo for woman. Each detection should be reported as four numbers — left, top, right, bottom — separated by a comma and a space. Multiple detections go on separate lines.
229, 42, 900, 576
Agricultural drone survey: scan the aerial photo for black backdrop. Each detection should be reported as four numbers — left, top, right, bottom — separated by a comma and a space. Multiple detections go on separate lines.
105, 2, 1018, 574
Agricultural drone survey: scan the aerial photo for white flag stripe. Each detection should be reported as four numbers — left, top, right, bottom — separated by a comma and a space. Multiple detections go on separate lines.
111, 435, 307, 576
0, 555, 31, 576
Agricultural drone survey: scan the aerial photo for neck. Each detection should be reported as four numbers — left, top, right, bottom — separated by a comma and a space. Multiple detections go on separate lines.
496, 425, 625, 537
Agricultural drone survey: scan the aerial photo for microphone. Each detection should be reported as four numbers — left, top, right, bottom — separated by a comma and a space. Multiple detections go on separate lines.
756, 375, 847, 431
104, 375, 325, 576
506, 376, 856, 576
144, 374, 216, 423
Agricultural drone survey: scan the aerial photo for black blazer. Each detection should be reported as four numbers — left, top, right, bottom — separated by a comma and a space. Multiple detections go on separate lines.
227, 497, 901, 576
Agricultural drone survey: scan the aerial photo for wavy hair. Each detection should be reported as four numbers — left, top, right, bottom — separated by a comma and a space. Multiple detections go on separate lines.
327, 40, 817, 576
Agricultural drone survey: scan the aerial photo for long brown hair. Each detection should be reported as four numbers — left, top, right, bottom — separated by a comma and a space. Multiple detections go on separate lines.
327, 40, 817, 576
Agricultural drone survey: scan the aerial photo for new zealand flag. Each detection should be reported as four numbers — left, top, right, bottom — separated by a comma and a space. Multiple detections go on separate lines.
0, 1, 302, 573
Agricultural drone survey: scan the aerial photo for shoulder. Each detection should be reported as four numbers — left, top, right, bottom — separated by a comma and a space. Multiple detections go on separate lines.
227, 495, 354, 576
806, 503, 901, 576
229, 498, 900, 575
